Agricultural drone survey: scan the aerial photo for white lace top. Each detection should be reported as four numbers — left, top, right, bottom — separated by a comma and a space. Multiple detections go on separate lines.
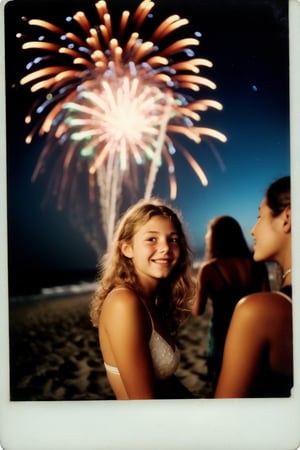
103, 289, 180, 380
148, 326, 180, 379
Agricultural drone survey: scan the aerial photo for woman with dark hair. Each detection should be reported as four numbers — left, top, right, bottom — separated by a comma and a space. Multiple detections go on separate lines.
215, 176, 293, 397
192, 215, 270, 388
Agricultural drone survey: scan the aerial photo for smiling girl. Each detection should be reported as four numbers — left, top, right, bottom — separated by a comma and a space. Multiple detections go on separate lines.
90, 198, 195, 399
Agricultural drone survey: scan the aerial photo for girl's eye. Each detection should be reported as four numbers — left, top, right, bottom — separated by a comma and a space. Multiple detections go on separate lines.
146, 237, 156, 242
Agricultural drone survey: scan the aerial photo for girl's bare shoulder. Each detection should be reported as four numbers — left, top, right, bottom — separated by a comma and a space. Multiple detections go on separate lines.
198, 259, 216, 275
236, 291, 292, 316
100, 287, 151, 336
102, 287, 140, 312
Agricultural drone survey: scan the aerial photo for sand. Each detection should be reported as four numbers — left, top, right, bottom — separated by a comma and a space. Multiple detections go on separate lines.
9, 293, 213, 401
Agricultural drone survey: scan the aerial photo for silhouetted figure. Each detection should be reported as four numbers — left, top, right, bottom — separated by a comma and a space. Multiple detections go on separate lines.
192, 215, 269, 387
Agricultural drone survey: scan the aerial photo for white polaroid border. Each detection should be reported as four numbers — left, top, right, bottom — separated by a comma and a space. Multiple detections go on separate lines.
0, 0, 299, 449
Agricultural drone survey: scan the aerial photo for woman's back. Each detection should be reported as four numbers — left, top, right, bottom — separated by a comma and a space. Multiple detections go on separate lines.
215, 290, 293, 398
208, 257, 267, 290
203, 256, 269, 329
194, 254, 269, 385
252, 291, 292, 397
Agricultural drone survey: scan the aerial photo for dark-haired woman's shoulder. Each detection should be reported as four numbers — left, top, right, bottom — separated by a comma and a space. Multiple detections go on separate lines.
233, 290, 292, 328
196, 259, 216, 280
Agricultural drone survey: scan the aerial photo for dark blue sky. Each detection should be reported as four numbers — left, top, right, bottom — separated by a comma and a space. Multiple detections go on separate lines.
5, 0, 290, 295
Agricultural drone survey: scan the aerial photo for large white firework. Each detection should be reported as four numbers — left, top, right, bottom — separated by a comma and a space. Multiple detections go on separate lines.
18, 0, 227, 249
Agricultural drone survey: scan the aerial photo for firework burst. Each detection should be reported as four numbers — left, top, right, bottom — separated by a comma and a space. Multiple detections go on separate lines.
18, 0, 226, 249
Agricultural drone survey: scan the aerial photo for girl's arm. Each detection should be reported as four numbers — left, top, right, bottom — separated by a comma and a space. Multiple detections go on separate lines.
192, 263, 209, 316
214, 293, 267, 398
102, 290, 156, 399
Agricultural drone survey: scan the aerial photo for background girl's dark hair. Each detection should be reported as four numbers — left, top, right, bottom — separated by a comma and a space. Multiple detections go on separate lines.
266, 176, 290, 217
206, 215, 251, 259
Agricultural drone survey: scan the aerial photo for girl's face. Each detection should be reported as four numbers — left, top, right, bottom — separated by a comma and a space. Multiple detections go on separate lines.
250, 198, 287, 263
121, 215, 181, 289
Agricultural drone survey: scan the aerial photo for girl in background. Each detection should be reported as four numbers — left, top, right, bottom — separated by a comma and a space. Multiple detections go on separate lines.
192, 215, 269, 388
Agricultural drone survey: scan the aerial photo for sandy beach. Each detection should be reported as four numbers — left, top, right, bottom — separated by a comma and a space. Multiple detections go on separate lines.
9, 292, 213, 401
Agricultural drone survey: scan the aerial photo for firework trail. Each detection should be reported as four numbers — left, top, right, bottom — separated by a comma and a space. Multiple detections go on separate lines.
18, 0, 227, 250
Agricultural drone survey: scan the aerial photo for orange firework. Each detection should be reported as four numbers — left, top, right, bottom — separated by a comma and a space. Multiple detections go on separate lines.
18, 0, 226, 249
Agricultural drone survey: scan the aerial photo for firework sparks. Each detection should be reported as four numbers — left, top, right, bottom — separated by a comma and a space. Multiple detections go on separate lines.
18, 0, 226, 249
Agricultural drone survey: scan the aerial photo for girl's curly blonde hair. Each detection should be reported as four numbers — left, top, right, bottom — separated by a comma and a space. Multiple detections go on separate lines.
90, 198, 195, 334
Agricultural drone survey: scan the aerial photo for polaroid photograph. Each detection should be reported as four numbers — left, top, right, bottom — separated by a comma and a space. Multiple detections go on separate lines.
0, 0, 299, 448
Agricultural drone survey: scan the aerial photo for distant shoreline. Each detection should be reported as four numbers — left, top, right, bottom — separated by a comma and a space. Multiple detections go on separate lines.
9, 259, 280, 303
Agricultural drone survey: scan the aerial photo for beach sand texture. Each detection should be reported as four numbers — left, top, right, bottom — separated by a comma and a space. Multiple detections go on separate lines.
9, 293, 213, 401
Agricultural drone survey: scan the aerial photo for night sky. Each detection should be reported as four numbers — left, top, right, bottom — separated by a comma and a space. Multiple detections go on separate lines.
5, 0, 290, 296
